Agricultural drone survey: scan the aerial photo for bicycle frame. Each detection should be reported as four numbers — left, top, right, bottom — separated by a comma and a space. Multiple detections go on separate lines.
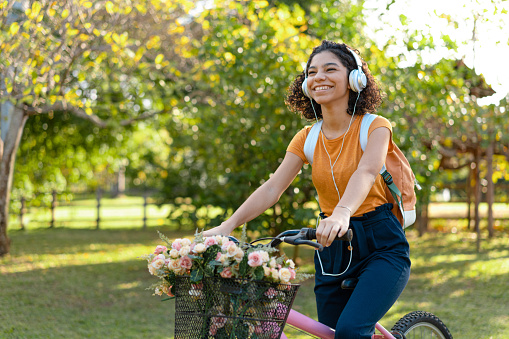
282, 309, 396, 339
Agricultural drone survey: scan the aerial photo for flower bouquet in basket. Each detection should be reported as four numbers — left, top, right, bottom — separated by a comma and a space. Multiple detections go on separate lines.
142, 227, 311, 339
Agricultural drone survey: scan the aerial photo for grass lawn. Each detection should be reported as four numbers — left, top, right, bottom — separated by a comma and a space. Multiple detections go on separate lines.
1, 225, 508, 339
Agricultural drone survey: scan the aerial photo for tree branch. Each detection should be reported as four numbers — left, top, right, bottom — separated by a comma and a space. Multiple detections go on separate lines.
22, 102, 168, 128
23, 102, 108, 128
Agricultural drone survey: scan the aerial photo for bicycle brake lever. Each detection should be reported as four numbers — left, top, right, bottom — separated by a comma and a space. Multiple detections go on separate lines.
282, 234, 325, 252
294, 239, 324, 252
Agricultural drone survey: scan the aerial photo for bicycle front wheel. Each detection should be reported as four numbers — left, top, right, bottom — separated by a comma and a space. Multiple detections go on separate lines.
390, 311, 453, 339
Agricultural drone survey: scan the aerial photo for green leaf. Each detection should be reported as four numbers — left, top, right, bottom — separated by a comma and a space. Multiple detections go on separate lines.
202, 244, 221, 263
238, 254, 249, 277
253, 266, 264, 281
190, 269, 203, 283
164, 271, 176, 285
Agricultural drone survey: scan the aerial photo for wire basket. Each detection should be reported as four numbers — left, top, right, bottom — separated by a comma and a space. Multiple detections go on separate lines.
174, 276, 300, 339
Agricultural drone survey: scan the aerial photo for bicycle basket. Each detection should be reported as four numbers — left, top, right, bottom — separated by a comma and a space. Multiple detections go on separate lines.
174, 276, 299, 339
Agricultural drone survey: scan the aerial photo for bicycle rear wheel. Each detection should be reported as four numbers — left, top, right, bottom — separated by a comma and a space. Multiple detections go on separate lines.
391, 311, 453, 339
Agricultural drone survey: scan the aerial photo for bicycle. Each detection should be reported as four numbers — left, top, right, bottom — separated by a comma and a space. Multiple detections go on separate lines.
245, 227, 453, 339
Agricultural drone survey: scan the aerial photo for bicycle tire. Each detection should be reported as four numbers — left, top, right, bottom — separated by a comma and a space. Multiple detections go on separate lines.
390, 311, 453, 339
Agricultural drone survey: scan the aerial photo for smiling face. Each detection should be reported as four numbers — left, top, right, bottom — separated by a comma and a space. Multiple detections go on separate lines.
306, 51, 350, 107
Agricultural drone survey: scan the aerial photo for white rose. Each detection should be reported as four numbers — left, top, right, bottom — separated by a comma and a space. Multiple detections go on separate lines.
279, 268, 292, 283
269, 258, 277, 268
226, 243, 238, 257
181, 238, 192, 247
234, 248, 244, 262
169, 259, 181, 272
260, 251, 270, 263
152, 258, 165, 270
263, 265, 271, 277
286, 259, 295, 269
179, 245, 190, 257
194, 243, 206, 254
170, 249, 179, 258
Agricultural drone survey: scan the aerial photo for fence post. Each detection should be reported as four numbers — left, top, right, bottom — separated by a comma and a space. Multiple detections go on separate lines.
50, 190, 57, 228
20, 197, 26, 230
96, 188, 102, 229
143, 194, 148, 229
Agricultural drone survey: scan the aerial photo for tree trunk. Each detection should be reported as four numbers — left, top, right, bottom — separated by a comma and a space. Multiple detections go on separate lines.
417, 203, 428, 237
466, 166, 473, 230
474, 148, 481, 253
486, 142, 494, 238
0, 105, 28, 256
473, 153, 481, 234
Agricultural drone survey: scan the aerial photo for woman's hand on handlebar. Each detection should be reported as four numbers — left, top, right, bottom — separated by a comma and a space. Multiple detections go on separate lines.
203, 222, 234, 237
316, 208, 350, 247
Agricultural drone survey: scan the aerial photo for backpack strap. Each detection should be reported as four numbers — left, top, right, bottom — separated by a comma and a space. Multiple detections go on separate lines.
303, 120, 322, 165
360, 113, 387, 173
360, 114, 406, 226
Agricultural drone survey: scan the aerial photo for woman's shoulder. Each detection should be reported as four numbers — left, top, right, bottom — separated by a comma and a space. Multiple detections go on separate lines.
368, 114, 392, 132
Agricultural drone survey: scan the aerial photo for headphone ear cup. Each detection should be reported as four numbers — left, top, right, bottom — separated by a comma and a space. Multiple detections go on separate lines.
302, 78, 311, 98
349, 69, 367, 93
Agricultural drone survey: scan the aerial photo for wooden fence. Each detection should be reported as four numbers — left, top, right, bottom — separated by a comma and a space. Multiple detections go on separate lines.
12, 189, 172, 230
10, 189, 509, 231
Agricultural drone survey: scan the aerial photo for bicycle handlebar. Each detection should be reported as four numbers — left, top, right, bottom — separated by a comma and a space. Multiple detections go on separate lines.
278, 228, 353, 252
241, 227, 353, 252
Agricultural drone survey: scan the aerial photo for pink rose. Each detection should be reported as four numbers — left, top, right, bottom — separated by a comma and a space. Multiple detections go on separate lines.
180, 256, 192, 270
204, 237, 218, 247
221, 241, 234, 251
248, 251, 263, 267
154, 245, 167, 254
289, 268, 296, 280
220, 267, 233, 278
216, 252, 222, 261
172, 241, 182, 251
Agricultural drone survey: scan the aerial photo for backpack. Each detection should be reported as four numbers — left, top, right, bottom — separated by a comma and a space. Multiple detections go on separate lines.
303, 113, 420, 228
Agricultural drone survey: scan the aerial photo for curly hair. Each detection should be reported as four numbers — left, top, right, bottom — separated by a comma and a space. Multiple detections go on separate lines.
285, 40, 383, 120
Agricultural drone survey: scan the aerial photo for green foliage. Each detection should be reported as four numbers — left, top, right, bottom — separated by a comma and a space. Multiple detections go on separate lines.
8, 0, 509, 235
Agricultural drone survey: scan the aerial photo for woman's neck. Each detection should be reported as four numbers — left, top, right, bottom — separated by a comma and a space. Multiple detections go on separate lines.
320, 103, 355, 139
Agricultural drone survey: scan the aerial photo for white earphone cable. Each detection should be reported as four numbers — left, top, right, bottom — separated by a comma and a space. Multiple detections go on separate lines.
308, 91, 361, 277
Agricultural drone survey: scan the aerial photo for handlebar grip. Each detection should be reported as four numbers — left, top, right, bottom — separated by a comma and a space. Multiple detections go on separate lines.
307, 228, 353, 242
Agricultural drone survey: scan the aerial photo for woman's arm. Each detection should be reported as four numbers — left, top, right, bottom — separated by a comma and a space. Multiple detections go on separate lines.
203, 152, 304, 237
316, 127, 391, 246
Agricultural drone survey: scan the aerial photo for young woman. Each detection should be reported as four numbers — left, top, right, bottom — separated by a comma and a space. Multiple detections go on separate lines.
204, 40, 411, 339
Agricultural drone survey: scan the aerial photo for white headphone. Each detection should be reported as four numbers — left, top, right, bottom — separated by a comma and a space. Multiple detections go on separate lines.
302, 47, 367, 97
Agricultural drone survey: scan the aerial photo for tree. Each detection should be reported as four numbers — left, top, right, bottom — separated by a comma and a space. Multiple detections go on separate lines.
0, 0, 194, 256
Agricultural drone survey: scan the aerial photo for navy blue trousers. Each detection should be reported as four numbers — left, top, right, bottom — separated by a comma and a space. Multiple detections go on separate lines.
314, 204, 411, 339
